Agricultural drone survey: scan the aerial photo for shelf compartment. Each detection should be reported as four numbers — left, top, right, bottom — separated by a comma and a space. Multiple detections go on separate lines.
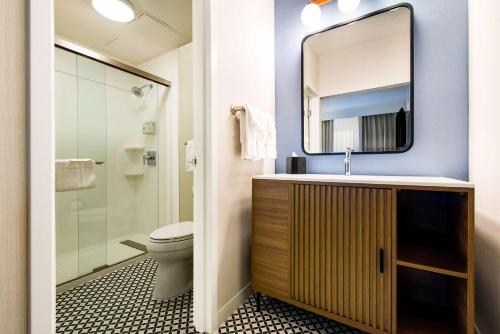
397, 190, 469, 278
397, 267, 468, 334
398, 301, 458, 334
397, 229, 467, 278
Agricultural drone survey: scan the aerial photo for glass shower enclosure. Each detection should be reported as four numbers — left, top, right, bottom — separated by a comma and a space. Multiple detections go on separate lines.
55, 45, 168, 284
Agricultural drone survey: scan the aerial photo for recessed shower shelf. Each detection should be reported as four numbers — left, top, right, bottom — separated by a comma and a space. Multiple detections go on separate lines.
124, 168, 145, 177
124, 144, 145, 151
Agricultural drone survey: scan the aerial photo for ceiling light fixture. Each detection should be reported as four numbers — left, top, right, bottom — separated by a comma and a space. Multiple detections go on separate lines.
338, 0, 360, 14
92, 0, 135, 23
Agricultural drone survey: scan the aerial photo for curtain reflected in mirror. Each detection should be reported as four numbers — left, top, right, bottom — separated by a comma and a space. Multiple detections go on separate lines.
302, 5, 413, 154
318, 85, 410, 153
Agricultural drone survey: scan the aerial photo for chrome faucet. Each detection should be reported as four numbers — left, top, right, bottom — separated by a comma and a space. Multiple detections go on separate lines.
344, 147, 354, 176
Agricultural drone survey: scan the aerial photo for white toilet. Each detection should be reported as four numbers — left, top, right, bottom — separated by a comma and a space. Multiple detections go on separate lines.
147, 221, 193, 300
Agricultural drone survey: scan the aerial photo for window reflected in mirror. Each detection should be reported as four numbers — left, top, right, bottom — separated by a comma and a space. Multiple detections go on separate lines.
302, 5, 413, 154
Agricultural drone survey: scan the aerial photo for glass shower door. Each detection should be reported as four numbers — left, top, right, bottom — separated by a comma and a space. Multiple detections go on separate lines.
55, 50, 108, 281
55, 47, 162, 284
76, 56, 108, 276
55, 50, 79, 284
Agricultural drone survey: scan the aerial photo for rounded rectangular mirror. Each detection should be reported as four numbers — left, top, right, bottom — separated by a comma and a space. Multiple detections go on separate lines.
302, 4, 413, 155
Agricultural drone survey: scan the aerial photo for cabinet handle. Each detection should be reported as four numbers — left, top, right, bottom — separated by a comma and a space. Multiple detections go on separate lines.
379, 248, 385, 273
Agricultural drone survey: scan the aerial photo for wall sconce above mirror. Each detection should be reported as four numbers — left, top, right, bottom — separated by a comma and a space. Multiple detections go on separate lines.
301, 0, 361, 28
302, 4, 414, 155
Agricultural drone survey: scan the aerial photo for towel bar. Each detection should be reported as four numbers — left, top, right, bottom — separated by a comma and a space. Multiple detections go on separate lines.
230, 105, 247, 116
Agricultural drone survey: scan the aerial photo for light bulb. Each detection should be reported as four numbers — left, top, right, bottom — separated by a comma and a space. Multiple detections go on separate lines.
338, 0, 360, 13
92, 0, 135, 23
301, 3, 322, 28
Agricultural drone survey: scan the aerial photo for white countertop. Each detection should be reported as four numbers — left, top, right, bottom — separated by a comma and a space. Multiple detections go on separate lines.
253, 174, 474, 188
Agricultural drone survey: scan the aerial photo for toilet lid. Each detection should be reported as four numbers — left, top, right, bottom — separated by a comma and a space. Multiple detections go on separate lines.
150, 221, 193, 243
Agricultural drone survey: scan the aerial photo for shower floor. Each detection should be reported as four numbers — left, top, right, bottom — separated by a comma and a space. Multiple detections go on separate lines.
56, 234, 148, 285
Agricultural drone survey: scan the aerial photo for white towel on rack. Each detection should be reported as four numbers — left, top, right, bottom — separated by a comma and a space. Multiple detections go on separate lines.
185, 139, 196, 172
237, 105, 276, 161
55, 159, 96, 192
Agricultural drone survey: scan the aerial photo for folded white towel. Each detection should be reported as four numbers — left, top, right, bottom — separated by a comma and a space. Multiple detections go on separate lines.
237, 105, 276, 161
55, 159, 96, 192
185, 139, 196, 172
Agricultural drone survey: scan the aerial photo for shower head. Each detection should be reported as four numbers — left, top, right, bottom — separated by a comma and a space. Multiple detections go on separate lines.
131, 84, 153, 97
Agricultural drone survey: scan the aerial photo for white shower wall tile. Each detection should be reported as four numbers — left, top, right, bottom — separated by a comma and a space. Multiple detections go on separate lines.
54, 71, 79, 260
105, 82, 159, 242
138, 48, 180, 229
105, 65, 153, 91
76, 55, 105, 83
55, 48, 76, 75
54, 71, 78, 160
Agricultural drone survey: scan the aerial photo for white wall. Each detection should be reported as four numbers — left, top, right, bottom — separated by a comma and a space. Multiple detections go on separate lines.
178, 44, 194, 222
304, 95, 321, 153
303, 43, 319, 94
469, 1, 500, 333
139, 44, 195, 226
303, 45, 320, 153
139, 49, 181, 228
212, 0, 275, 325
310, 96, 321, 152
319, 34, 410, 97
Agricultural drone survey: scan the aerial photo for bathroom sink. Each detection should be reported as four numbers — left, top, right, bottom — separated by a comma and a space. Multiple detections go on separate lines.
253, 174, 474, 188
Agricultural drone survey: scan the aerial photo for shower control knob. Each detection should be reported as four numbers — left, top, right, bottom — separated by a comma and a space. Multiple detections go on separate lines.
143, 151, 156, 166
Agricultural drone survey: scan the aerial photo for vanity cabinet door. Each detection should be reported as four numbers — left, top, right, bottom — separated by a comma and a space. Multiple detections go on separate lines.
290, 184, 393, 333
252, 180, 291, 298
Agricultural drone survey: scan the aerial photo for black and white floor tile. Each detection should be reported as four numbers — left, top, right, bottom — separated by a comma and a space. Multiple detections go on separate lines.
219, 294, 365, 334
57, 258, 362, 334
56, 258, 197, 334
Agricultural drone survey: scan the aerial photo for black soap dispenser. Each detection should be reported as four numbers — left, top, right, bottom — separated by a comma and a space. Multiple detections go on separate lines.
286, 152, 306, 174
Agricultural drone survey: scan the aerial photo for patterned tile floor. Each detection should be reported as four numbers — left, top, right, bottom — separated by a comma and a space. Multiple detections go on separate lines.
220, 294, 364, 334
56, 258, 196, 334
57, 258, 363, 334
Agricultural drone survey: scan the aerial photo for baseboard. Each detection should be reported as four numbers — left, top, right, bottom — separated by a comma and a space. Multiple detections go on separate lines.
216, 283, 253, 328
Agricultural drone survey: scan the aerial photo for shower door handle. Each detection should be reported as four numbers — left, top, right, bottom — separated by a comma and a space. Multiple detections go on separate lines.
143, 151, 156, 166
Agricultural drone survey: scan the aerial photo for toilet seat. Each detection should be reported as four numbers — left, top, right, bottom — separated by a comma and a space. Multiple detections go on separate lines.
150, 234, 192, 244
149, 221, 193, 246
147, 238, 192, 253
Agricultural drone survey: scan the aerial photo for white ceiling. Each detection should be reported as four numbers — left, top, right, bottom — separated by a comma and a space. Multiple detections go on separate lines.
306, 7, 410, 56
55, 0, 192, 65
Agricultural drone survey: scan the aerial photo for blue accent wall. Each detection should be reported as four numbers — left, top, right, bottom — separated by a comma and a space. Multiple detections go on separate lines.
275, 0, 469, 180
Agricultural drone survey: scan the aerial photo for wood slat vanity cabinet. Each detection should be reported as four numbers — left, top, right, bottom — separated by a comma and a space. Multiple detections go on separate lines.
251, 176, 474, 334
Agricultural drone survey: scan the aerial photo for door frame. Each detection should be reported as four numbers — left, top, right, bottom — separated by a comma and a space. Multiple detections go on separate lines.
29, 0, 56, 332
28, 0, 217, 332
193, 0, 218, 332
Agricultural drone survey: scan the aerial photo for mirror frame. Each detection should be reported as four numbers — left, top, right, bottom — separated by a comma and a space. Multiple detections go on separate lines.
301, 3, 414, 155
